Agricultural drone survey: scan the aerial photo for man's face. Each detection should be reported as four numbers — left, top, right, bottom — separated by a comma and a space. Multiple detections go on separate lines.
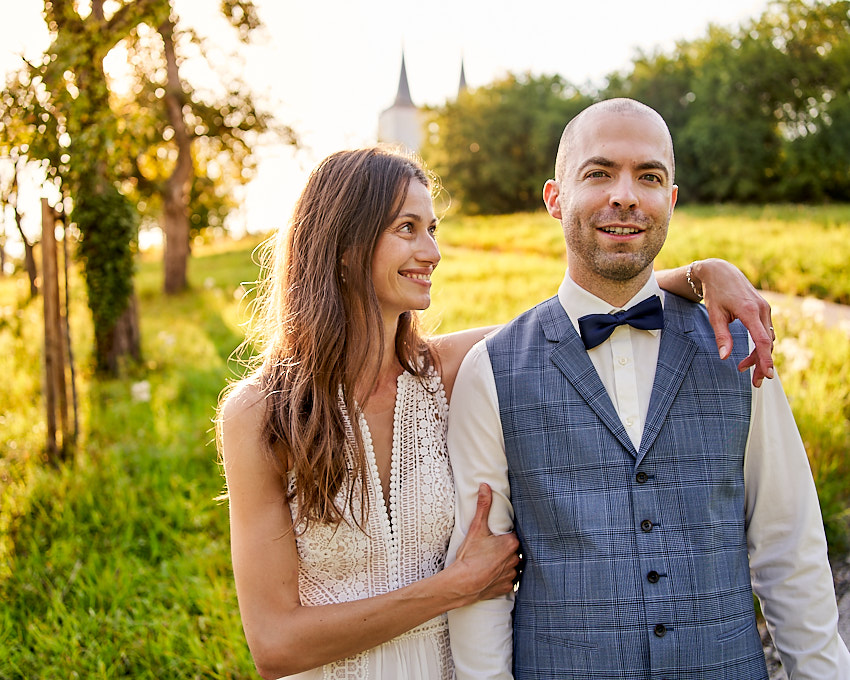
544, 109, 678, 299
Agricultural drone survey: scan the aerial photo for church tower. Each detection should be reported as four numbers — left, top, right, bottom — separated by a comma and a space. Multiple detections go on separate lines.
378, 52, 423, 152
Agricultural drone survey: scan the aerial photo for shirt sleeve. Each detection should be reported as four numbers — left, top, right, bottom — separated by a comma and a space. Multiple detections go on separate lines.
745, 370, 850, 679
445, 340, 515, 679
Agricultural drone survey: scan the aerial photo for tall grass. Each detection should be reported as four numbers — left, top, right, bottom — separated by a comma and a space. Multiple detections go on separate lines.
0, 242, 259, 678
1, 207, 848, 677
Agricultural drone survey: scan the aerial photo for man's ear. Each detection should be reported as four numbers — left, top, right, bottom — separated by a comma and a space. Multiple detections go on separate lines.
543, 180, 562, 219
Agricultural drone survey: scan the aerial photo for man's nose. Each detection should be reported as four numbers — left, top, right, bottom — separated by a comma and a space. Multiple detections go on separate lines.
609, 177, 638, 209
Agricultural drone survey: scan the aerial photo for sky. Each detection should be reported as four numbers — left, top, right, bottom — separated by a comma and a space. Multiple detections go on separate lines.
1, 0, 773, 242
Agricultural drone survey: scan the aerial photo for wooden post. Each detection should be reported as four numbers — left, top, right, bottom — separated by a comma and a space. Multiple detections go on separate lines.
41, 198, 68, 462
59, 211, 78, 445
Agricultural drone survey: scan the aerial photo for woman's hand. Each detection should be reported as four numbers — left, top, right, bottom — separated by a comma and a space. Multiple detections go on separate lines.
447, 483, 520, 606
691, 258, 775, 387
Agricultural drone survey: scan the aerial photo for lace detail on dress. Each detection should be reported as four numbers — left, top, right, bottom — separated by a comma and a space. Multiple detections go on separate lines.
287, 371, 455, 679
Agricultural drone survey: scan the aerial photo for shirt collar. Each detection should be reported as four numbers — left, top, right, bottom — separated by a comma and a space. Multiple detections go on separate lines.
557, 270, 665, 336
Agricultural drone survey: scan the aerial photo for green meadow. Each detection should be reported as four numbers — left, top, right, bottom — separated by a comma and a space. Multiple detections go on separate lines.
1, 205, 849, 677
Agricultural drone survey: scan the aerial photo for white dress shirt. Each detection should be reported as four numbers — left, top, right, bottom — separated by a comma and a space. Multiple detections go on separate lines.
446, 271, 850, 680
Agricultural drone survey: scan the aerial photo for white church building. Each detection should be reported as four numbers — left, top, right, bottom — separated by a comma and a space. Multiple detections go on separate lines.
378, 53, 467, 152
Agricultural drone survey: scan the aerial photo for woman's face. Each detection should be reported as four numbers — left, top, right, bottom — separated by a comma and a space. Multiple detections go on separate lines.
370, 179, 440, 324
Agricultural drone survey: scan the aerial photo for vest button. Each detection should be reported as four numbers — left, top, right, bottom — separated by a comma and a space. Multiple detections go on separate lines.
647, 570, 660, 583
654, 623, 667, 637
636, 471, 648, 484
640, 519, 653, 532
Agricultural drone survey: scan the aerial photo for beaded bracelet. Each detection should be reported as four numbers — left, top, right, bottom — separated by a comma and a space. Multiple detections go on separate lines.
686, 261, 704, 300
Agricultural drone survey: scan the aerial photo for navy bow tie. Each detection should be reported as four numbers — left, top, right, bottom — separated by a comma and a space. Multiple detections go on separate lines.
577, 295, 664, 350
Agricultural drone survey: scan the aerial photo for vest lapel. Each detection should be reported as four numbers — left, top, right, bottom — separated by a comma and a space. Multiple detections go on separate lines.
539, 298, 638, 457
637, 297, 698, 464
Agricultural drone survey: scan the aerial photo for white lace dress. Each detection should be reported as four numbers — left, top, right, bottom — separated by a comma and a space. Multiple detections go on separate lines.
281, 371, 455, 680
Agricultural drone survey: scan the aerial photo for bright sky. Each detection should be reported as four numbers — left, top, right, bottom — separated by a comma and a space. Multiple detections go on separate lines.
2, 0, 772, 240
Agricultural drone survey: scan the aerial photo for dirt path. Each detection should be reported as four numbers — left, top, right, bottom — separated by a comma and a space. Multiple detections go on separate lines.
760, 290, 850, 333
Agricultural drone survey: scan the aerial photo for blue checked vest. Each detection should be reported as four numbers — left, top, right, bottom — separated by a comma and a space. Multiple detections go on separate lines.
486, 293, 769, 680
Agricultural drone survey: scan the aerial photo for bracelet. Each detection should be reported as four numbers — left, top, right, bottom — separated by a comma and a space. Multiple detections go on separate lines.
686, 261, 704, 300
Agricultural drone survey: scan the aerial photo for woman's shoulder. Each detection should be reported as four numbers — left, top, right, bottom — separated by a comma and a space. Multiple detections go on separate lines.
220, 376, 267, 426
430, 326, 501, 401
218, 377, 272, 467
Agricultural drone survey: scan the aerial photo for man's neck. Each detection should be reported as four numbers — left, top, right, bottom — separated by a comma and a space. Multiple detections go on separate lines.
568, 268, 653, 308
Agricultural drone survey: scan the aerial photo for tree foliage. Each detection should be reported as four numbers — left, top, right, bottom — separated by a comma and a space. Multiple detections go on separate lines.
0, 0, 290, 371
72, 180, 139, 365
604, 0, 850, 203
425, 0, 850, 212
421, 74, 592, 215
110, 12, 289, 292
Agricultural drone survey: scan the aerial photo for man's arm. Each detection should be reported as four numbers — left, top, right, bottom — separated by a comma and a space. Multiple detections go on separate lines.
745, 369, 850, 679
446, 340, 515, 679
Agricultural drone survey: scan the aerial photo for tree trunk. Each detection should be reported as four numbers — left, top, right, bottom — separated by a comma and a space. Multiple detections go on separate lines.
22, 237, 39, 297
14, 215, 39, 298
10, 164, 38, 296
75, 0, 143, 373
163, 183, 191, 294
160, 18, 194, 295
103, 292, 142, 373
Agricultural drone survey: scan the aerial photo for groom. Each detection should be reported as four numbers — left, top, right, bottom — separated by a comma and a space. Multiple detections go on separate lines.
445, 98, 849, 678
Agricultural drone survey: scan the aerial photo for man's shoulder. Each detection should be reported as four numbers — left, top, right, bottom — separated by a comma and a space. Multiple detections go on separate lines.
487, 295, 561, 347
664, 292, 746, 334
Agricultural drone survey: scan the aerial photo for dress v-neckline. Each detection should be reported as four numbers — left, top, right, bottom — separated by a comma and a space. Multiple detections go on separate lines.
358, 372, 405, 539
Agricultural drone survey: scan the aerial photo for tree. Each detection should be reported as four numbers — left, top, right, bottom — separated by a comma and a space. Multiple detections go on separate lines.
603, 0, 850, 203
757, 0, 850, 201
0, 154, 39, 297
1, 0, 288, 372
422, 74, 592, 215
31, 0, 165, 373
0, 63, 66, 297
113, 10, 285, 293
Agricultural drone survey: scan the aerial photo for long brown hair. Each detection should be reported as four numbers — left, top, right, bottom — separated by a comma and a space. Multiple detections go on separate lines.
244, 147, 438, 528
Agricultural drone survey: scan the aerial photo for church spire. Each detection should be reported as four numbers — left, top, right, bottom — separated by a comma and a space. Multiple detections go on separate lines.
458, 57, 467, 95
394, 51, 415, 107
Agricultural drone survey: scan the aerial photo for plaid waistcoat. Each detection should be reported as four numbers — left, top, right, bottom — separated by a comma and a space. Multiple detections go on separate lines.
486, 293, 769, 680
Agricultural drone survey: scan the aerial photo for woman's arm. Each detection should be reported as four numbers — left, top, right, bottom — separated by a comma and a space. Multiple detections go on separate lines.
657, 258, 774, 387
220, 382, 519, 679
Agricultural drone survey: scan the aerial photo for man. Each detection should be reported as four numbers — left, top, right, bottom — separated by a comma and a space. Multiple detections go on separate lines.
446, 98, 849, 679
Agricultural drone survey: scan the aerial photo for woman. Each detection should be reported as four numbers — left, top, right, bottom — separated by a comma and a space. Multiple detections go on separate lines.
218, 147, 773, 680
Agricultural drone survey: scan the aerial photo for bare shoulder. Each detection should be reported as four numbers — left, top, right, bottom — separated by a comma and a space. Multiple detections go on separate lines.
220, 378, 266, 429
431, 325, 500, 401
219, 378, 271, 469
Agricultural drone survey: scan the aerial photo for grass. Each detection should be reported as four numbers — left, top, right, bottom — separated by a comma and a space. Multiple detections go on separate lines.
1, 205, 849, 677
